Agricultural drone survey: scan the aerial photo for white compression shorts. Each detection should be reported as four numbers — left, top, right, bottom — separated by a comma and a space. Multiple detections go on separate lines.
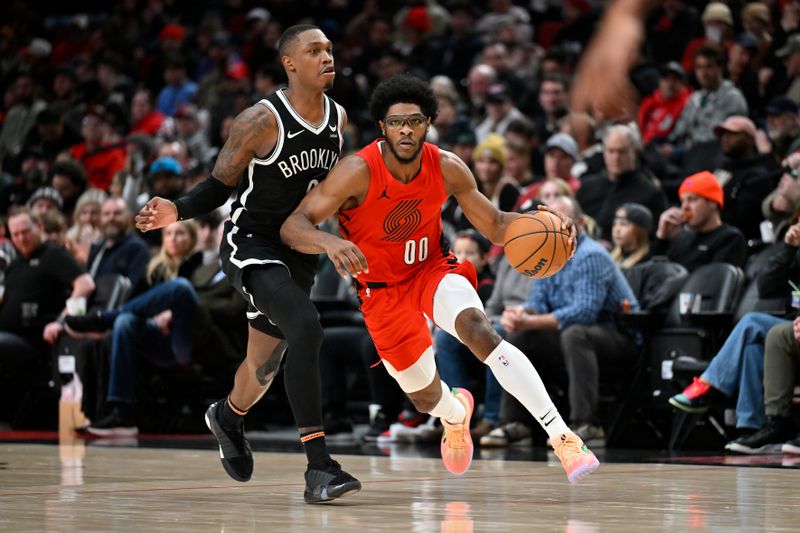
382, 273, 484, 393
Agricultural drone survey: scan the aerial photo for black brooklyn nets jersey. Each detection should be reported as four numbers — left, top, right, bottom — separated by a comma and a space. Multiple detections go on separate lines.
229, 88, 344, 242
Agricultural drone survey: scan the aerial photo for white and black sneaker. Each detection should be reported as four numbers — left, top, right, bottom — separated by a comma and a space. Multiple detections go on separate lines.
205, 400, 253, 482
86, 408, 138, 437
304, 459, 361, 503
725, 417, 794, 455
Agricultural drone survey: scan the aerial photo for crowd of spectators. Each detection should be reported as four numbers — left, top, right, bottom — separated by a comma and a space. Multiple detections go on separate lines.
0, 0, 799, 451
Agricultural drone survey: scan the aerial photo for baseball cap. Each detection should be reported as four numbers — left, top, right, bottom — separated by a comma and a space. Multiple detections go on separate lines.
455, 229, 491, 254
776, 34, 800, 58
149, 157, 182, 176
713, 115, 757, 139
765, 96, 799, 116
485, 83, 510, 104
27, 186, 63, 210
659, 61, 686, 81
246, 7, 270, 22
735, 32, 760, 51
702, 2, 733, 26
742, 2, 771, 24
615, 203, 653, 233
454, 131, 477, 146
679, 171, 724, 208
545, 133, 579, 160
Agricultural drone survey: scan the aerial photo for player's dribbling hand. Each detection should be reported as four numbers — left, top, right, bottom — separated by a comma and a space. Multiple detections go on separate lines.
536, 204, 577, 258
135, 197, 178, 232
326, 238, 369, 279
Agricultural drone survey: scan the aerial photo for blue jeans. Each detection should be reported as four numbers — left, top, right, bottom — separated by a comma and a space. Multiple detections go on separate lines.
434, 323, 503, 424
107, 278, 198, 404
701, 312, 788, 429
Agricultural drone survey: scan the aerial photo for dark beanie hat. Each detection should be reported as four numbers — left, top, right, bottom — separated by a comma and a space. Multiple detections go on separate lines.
616, 203, 653, 233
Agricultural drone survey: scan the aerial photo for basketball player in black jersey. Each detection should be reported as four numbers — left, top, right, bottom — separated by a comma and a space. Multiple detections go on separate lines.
134, 25, 360, 503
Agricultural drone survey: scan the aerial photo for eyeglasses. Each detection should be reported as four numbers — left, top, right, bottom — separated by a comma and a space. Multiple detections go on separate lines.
383, 114, 428, 129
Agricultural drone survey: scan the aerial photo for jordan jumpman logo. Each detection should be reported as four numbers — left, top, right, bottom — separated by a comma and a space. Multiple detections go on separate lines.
378, 186, 390, 200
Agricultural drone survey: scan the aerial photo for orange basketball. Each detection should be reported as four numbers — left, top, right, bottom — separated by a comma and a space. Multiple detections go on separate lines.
503, 211, 572, 278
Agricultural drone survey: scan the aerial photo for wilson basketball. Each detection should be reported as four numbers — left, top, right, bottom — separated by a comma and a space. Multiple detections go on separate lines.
503, 211, 572, 278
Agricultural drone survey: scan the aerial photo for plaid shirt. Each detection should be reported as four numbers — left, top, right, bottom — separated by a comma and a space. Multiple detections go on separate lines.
524, 235, 640, 333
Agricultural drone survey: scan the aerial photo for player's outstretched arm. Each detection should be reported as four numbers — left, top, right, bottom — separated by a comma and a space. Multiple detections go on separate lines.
570, 0, 652, 119
281, 155, 370, 278
135, 104, 277, 232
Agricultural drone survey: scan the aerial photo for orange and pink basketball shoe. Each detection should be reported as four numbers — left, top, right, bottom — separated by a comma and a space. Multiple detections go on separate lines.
440, 388, 474, 475
553, 432, 600, 483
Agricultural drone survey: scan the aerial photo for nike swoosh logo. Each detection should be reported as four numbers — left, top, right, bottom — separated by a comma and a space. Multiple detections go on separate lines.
539, 408, 553, 421
288, 130, 304, 139
329, 124, 337, 132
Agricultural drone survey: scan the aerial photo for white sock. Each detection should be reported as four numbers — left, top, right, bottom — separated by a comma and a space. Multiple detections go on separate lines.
485, 340, 570, 441
428, 380, 467, 426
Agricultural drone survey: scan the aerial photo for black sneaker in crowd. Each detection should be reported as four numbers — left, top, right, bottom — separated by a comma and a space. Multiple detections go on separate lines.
205, 400, 253, 482
87, 408, 138, 437
304, 459, 361, 503
362, 409, 389, 442
324, 412, 356, 444
725, 417, 795, 454
65, 310, 116, 333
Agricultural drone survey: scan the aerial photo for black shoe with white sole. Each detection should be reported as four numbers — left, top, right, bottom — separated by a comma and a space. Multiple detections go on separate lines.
725, 416, 794, 455
205, 400, 253, 482
87, 408, 138, 437
304, 459, 361, 503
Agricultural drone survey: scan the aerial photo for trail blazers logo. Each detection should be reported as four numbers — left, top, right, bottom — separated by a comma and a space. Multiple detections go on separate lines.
382, 199, 423, 242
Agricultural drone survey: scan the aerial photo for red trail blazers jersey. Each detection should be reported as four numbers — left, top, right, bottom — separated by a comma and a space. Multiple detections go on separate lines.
338, 140, 452, 283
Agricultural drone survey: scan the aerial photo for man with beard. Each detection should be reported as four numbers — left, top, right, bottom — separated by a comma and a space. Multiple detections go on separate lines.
86, 197, 151, 295
764, 97, 800, 163
281, 74, 600, 484
133, 25, 360, 503
711, 115, 780, 241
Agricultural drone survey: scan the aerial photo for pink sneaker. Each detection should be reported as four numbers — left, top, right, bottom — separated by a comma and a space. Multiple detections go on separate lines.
440, 387, 474, 475
553, 433, 599, 483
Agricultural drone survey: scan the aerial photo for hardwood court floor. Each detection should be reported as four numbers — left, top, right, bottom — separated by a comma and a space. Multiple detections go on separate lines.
1, 442, 798, 532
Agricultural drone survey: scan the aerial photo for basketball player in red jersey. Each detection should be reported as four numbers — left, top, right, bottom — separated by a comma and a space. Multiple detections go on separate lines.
282, 75, 599, 482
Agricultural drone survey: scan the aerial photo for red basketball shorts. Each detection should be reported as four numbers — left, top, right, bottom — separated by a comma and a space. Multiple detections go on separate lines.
356, 257, 478, 372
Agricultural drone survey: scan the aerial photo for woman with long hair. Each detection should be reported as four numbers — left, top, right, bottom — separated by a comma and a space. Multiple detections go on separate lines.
66, 188, 107, 265
146, 219, 199, 285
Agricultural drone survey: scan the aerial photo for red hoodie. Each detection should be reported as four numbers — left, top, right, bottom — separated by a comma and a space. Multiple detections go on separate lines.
638, 86, 692, 144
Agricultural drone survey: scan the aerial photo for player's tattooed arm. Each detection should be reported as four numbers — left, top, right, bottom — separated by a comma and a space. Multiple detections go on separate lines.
212, 104, 278, 186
